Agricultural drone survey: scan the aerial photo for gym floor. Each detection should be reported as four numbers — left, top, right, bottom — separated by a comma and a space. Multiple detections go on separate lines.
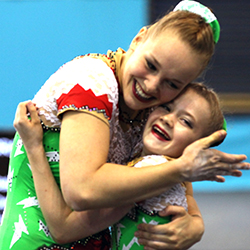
190, 192, 250, 250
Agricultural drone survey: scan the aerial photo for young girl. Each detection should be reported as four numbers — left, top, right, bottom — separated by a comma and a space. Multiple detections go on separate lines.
111, 82, 226, 250
1, 1, 248, 250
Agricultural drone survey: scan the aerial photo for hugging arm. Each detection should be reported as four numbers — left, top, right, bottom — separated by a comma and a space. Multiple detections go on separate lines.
15, 102, 249, 212
14, 101, 131, 243
14, 102, 198, 248
60, 109, 249, 211
14, 101, 249, 248
133, 183, 204, 250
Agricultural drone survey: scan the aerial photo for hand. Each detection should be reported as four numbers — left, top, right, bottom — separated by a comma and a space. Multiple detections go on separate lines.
13, 101, 43, 152
179, 130, 250, 182
135, 205, 203, 250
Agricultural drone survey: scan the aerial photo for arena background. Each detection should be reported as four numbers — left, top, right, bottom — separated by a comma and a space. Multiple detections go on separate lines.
0, 1, 249, 249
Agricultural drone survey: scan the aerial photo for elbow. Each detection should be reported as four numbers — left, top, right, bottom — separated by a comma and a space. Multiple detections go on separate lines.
50, 228, 73, 245
62, 185, 94, 211
50, 225, 90, 245
52, 235, 68, 245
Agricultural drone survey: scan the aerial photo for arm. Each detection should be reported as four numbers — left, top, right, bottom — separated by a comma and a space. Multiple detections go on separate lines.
14, 101, 131, 244
28, 144, 130, 243
15, 101, 248, 248
15, 100, 249, 214
60, 111, 249, 211
132, 183, 204, 250
60, 111, 185, 210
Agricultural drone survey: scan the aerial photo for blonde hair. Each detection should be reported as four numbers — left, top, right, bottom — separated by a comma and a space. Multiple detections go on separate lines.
146, 10, 215, 73
181, 82, 224, 137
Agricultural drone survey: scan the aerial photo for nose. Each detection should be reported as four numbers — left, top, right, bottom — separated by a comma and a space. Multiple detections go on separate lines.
144, 75, 161, 96
160, 113, 174, 128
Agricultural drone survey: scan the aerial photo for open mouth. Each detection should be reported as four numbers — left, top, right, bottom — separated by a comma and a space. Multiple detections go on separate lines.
132, 80, 153, 103
152, 125, 170, 141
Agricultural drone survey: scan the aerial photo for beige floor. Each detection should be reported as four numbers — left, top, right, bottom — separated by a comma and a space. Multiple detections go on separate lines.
190, 192, 250, 250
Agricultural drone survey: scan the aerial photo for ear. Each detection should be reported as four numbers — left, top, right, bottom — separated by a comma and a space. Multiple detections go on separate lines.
130, 26, 148, 50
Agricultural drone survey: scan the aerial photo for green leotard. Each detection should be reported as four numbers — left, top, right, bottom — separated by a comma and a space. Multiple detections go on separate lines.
112, 206, 171, 250
0, 130, 109, 250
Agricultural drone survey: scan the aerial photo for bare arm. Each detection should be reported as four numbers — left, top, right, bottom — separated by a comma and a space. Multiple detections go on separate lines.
60, 111, 249, 211
28, 144, 131, 244
14, 101, 131, 244
15, 101, 250, 213
133, 183, 204, 250
14, 101, 249, 249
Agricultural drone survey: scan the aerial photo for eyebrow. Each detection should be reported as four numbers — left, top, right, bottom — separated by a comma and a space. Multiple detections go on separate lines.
150, 55, 185, 86
172, 100, 197, 122
150, 55, 161, 68
182, 110, 197, 124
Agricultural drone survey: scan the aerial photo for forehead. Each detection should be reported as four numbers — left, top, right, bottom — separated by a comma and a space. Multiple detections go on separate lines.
174, 89, 206, 107
142, 32, 203, 84
176, 89, 211, 124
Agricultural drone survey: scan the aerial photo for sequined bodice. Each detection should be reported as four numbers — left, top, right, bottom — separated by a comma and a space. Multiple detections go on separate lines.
32, 49, 146, 165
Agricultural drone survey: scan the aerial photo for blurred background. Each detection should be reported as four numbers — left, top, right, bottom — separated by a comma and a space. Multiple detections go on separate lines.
0, 0, 249, 249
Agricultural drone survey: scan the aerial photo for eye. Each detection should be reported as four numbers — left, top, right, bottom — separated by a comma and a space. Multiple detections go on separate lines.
146, 59, 157, 71
181, 118, 193, 128
167, 81, 179, 90
160, 104, 171, 112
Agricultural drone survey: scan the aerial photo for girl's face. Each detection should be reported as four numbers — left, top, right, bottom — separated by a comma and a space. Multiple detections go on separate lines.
120, 28, 204, 111
142, 89, 210, 158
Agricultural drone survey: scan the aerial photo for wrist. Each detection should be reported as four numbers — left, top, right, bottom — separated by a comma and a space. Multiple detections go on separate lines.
174, 157, 193, 182
25, 143, 45, 161
191, 214, 205, 241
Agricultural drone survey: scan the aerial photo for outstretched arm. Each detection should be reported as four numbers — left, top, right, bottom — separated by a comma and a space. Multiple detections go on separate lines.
60, 110, 249, 211
15, 101, 250, 213
14, 101, 131, 244
14, 101, 249, 248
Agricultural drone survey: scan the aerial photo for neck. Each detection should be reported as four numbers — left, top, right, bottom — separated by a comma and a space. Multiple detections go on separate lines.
119, 94, 140, 120
119, 95, 147, 132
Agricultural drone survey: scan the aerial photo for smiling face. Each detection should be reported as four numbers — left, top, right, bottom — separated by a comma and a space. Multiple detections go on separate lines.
142, 88, 211, 158
119, 28, 204, 111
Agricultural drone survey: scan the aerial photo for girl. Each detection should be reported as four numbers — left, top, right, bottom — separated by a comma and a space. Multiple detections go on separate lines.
112, 82, 227, 249
1, 1, 248, 249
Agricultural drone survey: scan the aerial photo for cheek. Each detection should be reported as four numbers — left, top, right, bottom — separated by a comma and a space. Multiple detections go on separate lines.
127, 56, 147, 76
130, 64, 147, 78
174, 131, 196, 150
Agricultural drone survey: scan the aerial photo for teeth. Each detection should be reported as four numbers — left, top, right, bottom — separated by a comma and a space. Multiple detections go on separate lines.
153, 126, 170, 140
135, 82, 151, 99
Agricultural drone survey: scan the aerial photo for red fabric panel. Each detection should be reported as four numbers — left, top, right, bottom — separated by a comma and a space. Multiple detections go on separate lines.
57, 84, 113, 119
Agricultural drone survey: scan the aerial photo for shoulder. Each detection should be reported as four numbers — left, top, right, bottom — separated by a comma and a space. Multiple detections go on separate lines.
34, 55, 119, 103
56, 56, 116, 86
33, 54, 119, 127
132, 155, 168, 168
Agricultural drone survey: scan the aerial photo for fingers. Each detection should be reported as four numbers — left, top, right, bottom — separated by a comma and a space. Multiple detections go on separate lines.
26, 101, 40, 122
14, 101, 38, 123
195, 130, 227, 150
135, 224, 174, 250
216, 162, 249, 173
197, 132, 247, 163
14, 101, 31, 129
158, 205, 186, 218
210, 149, 247, 163
13, 101, 40, 135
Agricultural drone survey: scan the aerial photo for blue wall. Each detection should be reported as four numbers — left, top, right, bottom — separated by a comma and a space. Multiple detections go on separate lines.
0, 0, 148, 129
193, 115, 250, 192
